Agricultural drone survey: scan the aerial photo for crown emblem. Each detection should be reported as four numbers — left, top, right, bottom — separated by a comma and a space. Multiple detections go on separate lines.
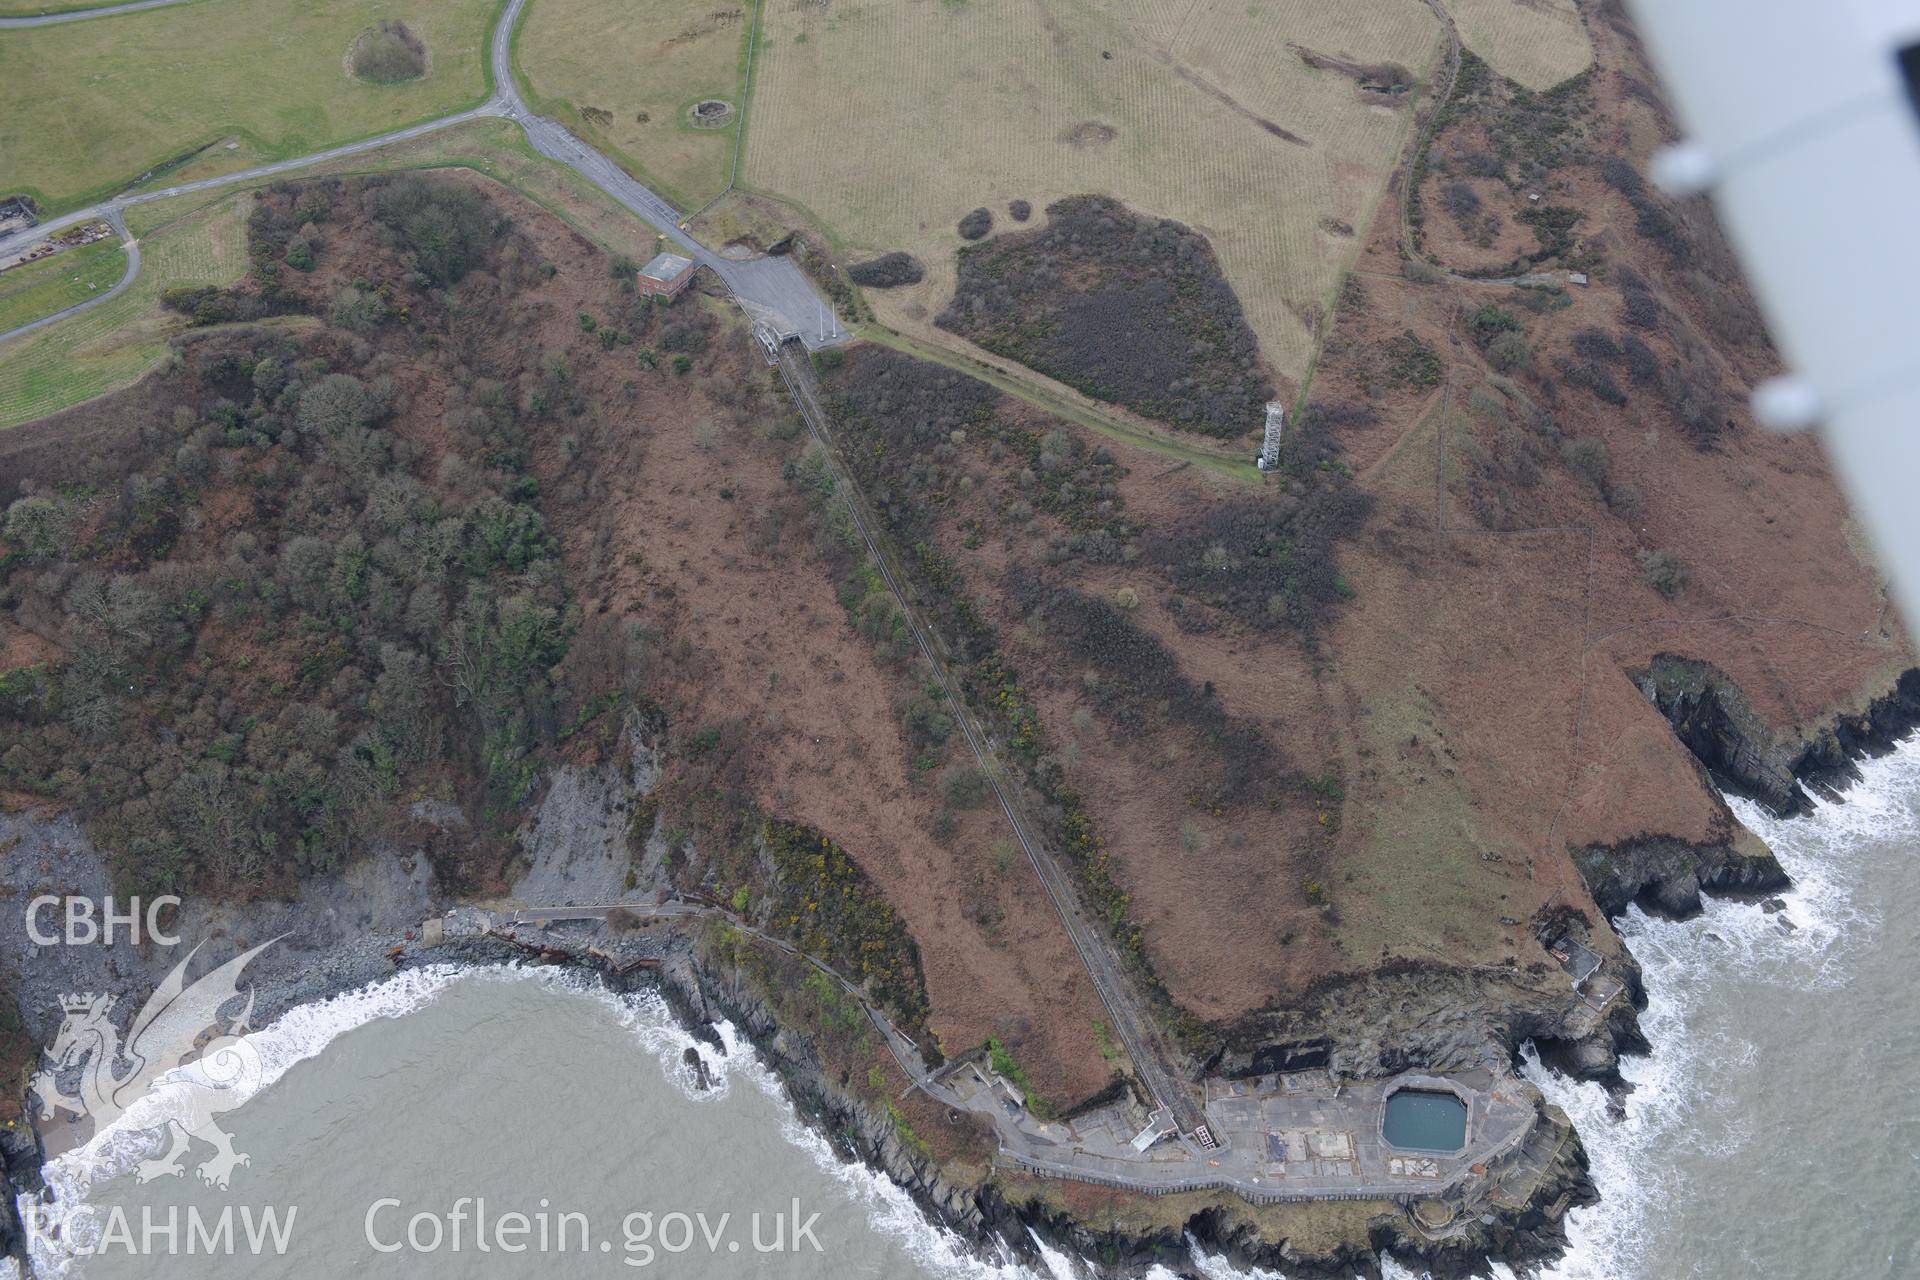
59, 992, 107, 1014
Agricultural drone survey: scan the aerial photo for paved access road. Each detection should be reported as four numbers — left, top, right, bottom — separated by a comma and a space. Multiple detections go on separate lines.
0, 0, 846, 346
0, 0, 200, 29
0, 211, 136, 342
0, 104, 500, 345
484, 0, 844, 345
488, 902, 1551, 1213
5, 0, 1171, 1151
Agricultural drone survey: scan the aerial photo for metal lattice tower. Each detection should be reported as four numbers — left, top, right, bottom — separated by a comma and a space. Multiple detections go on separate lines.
1256, 401, 1284, 471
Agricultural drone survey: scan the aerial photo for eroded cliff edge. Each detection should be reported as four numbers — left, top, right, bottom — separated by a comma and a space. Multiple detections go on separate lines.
1570, 659, 1920, 918
657, 923, 1602, 1280
6, 657, 1916, 1277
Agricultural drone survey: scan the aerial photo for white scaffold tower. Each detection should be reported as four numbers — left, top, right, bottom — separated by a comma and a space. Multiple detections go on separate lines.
1255, 401, 1284, 471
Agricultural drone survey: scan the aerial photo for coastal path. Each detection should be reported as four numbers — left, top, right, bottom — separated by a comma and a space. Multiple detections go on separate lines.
0, 0, 200, 29
478, 898, 1542, 1212
493, 896, 945, 1095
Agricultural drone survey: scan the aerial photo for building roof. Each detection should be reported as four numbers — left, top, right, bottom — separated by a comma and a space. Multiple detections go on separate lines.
639, 251, 695, 283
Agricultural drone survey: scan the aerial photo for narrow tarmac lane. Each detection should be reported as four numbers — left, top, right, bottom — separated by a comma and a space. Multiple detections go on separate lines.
0, 104, 500, 344
0, 0, 846, 347
0, 212, 136, 342
0, 0, 201, 30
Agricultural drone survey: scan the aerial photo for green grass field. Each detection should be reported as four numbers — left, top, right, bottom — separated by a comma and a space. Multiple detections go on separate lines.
513, 0, 751, 212
0, 196, 248, 428
0, 0, 500, 214
0, 235, 128, 333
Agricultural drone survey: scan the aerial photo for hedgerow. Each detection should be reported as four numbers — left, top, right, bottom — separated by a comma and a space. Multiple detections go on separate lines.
1408, 50, 1595, 259
802, 347, 1221, 1046
1010, 579, 1274, 804
957, 207, 993, 240
1145, 404, 1372, 637
846, 252, 925, 288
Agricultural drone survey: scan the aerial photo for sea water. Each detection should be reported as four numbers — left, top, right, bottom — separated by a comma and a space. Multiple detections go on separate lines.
21, 969, 1112, 1279
21, 738, 1920, 1279
1509, 735, 1920, 1280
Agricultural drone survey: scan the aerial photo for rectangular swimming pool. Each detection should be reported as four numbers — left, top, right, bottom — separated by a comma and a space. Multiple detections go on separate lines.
1382, 1088, 1468, 1152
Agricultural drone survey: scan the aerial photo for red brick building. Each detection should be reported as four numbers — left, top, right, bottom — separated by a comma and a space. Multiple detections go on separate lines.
636, 250, 697, 300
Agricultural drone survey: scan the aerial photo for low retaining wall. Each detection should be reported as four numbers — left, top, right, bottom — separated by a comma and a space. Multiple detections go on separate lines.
994, 1151, 1411, 1208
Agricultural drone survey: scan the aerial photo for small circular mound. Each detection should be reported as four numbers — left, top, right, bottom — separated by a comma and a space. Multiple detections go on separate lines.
1059, 121, 1118, 148
350, 20, 427, 84
1007, 199, 1032, 223
957, 207, 993, 241
688, 99, 735, 129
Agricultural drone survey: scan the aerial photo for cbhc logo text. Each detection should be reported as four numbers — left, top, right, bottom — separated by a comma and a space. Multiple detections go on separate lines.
26, 896, 182, 946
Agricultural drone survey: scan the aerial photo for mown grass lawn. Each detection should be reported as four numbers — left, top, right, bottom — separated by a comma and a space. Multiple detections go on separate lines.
0, 194, 248, 428
0, 235, 127, 333
0, 0, 500, 214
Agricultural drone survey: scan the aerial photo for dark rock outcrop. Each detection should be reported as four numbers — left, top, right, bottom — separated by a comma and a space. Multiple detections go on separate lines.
0, 1122, 38, 1270
1633, 655, 1810, 815
653, 934, 1005, 1240
1787, 667, 1920, 799
657, 928, 1598, 1279
1634, 657, 1920, 815
1570, 833, 1788, 918
1596, 658, 1920, 919
1217, 958, 1632, 1084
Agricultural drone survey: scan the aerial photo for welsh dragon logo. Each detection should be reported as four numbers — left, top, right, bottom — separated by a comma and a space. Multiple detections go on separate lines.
28, 938, 279, 1190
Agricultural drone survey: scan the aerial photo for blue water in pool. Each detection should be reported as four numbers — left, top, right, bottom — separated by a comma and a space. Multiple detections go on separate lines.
1382, 1089, 1467, 1152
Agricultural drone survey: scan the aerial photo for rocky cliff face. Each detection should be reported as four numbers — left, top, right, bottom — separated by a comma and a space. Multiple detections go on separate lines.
656, 927, 1600, 1279
651, 934, 1002, 1234
1215, 951, 1639, 1086
1578, 659, 1920, 918
1633, 656, 1813, 816
1571, 832, 1789, 918
1633, 658, 1920, 816
1787, 667, 1920, 799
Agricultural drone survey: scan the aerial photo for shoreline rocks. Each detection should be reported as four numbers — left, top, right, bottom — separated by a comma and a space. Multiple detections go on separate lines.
1571, 832, 1789, 919
1634, 658, 1920, 817
4, 663, 1914, 1276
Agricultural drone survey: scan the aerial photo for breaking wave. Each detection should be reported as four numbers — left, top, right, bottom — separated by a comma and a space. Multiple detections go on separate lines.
17, 962, 1172, 1280
1515, 734, 1920, 1280
24, 737, 1916, 1279
21, 963, 479, 1276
